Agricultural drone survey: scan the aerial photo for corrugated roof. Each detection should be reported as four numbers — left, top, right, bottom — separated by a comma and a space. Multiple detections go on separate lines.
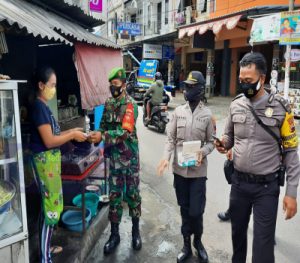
26, 0, 104, 28
0, 0, 120, 49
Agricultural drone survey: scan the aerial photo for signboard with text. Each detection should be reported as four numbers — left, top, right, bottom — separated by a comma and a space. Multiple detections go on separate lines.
162, 45, 175, 60
143, 44, 162, 59
117, 22, 142, 36
280, 11, 300, 45
284, 49, 300, 61
137, 60, 158, 87
90, 0, 102, 13
250, 13, 280, 43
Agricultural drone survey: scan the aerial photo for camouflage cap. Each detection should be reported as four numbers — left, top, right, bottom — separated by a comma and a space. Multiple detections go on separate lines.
108, 67, 126, 82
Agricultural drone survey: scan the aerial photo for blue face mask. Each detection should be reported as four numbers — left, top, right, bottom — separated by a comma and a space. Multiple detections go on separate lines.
239, 79, 261, 98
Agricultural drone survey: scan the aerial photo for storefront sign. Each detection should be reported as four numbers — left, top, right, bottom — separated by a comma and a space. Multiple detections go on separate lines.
162, 45, 175, 60
90, 0, 102, 13
117, 22, 142, 36
250, 13, 281, 44
137, 60, 158, 85
280, 11, 300, 45
284, 49, 300, 61
143, 44, 162, 60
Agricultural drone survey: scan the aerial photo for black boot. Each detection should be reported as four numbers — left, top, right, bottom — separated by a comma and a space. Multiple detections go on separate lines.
132, 218, 142, 250
177, 236, 192, 263
104, 223, 120, 255
217, 209, 230, 221
193, 236, 208, 263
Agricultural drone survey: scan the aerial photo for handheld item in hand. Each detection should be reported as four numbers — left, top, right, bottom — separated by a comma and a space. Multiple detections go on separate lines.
122, 103, 134, 133
178, 140, 202, 167
212, 135, 224, 147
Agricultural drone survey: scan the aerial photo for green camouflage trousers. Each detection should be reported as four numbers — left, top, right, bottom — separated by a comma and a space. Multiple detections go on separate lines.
108, 169, 141, 224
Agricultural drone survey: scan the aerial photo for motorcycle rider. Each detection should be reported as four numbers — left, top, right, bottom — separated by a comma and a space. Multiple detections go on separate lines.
144, 72, 164, 121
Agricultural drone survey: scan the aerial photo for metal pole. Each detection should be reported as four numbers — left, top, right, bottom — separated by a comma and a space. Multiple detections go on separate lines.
115, 12, 118, 44
283, 0, 295, 99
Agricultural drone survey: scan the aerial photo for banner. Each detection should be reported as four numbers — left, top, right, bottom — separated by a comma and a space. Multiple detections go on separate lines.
90, 0, 102, 13
117, 22, 142, 36
280, 11, 300, 45
162, 45, 175, 60
143, 44, 162, 59
137, 60, 158, 86
250, 13, 280, 44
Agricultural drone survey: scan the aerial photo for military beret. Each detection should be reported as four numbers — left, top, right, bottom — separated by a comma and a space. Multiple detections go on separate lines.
108, 67, 126, 81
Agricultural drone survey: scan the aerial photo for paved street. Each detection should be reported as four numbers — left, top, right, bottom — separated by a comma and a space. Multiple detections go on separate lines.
87, 96, 300, 263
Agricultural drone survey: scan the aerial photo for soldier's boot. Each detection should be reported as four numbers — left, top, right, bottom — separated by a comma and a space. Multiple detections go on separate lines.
177, 235, 192, 263
193, 235, 208, 263
104, 223, 120, 255
132, 218, 142, 250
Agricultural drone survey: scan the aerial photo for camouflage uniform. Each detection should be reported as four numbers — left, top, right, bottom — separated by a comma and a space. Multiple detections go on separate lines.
99, 94, 141, 224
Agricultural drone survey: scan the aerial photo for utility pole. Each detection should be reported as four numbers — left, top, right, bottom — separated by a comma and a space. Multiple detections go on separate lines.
283, 0, 295, 99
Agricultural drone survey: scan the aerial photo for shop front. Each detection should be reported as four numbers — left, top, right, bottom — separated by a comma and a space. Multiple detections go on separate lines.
0, 0, 121, 262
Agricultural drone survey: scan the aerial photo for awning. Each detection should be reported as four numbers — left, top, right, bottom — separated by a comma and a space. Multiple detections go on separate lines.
0, 0, 119, 49
26, 0, 104, 28
178, 14, 242, 39
74, 43, 123, 110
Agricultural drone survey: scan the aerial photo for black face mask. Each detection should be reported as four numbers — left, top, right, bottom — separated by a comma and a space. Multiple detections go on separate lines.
239, 79, 261, 98
110, 85, 123, 98
184, 85, 204, 102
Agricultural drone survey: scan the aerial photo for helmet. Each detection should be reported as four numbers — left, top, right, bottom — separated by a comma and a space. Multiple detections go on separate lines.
154, 72, 162, 81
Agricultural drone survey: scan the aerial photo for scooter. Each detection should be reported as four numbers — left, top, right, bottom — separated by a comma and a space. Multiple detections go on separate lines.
143, 93, 169, 133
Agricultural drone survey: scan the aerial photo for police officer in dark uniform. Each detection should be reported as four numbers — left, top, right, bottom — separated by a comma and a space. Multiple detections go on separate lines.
216, 52, 300, 263
158, 71, 215, 263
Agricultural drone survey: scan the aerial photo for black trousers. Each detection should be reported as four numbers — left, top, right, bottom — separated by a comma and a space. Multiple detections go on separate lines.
174, 174, 207, 237
230, 174, 280, 263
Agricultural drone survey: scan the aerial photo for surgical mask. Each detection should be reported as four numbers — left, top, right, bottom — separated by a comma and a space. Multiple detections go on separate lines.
184, 84, 204, 102
41, 86, 56, 101
110, 85, 123, 98
239, 79, 261, 99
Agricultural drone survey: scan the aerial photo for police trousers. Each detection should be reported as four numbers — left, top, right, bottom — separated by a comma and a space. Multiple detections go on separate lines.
174, 174, 207, 237
230, 173, 280, 263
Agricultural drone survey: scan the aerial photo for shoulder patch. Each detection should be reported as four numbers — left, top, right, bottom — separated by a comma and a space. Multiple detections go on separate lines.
274, 94, 291, 113
232, 93, 244, 102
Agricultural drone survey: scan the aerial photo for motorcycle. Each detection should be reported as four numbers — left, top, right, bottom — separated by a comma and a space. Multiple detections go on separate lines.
143, 93, 169, 133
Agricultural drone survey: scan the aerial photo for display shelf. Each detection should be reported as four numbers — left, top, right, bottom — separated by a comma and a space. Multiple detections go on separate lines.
0, 80, 28, 261
0, 157, 17, 166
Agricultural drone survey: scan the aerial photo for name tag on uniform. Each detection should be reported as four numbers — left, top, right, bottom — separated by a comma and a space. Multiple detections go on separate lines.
265, 107, 274, 118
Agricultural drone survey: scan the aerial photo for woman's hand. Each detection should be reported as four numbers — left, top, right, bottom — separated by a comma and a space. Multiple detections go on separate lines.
88, 131, 102, 144
195, 151, 203, 167
157, 159, 169, 177
72, 131, 87, 142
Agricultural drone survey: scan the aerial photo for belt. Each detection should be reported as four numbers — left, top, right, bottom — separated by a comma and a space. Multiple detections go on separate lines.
235, 170, 278, 184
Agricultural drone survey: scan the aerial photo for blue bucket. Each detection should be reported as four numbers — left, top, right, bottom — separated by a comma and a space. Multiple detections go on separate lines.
72, 193, 99, 217
61, 208, 92, 232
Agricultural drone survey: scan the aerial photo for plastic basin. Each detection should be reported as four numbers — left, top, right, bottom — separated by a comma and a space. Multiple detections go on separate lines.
72, 193, 99, 217
61, 208, 91, 232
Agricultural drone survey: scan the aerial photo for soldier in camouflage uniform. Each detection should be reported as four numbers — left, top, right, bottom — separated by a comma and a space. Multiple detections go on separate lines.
90, 67, 142, 255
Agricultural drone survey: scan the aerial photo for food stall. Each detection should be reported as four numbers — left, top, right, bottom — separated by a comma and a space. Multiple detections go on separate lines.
0, 80, 29, 262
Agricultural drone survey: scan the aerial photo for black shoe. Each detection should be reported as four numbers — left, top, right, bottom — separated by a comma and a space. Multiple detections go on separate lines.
104, 223, 120, 255
193, 236, 208, 263
177, 236, 192, 263
217, 211, 230, 221
132, 218, 142, 251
